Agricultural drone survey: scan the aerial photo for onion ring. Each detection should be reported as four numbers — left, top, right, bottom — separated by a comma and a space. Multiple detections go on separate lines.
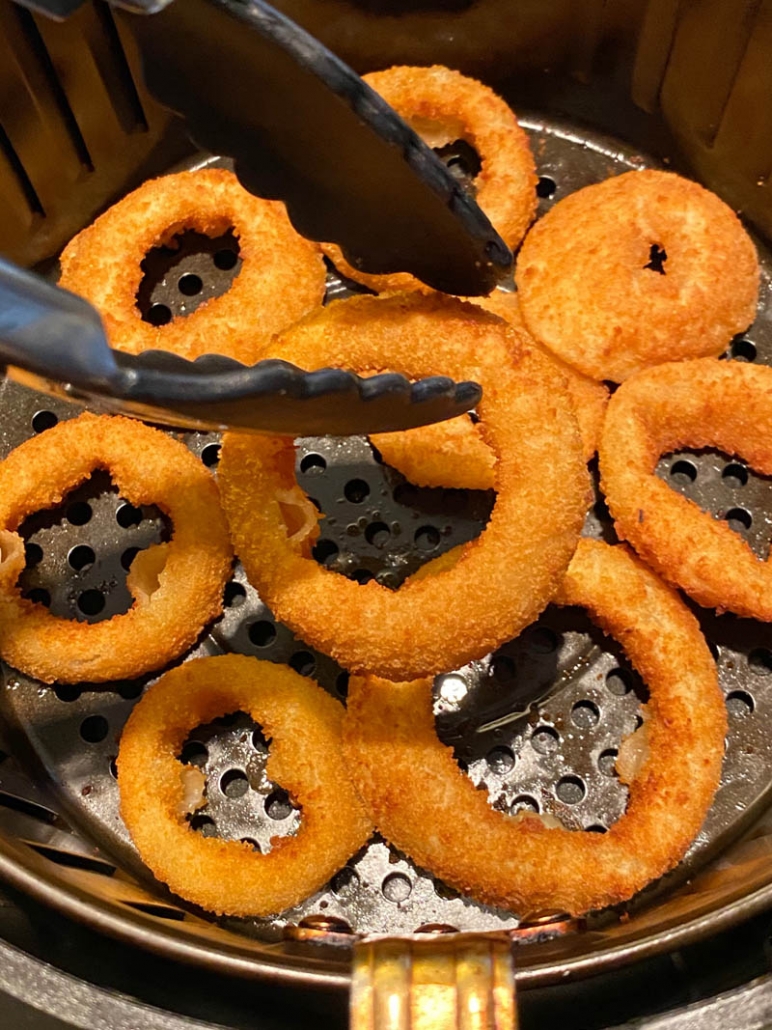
600, 358, 772, 618
59, 168, 326, 364
322, 65, 537, 293
0, 413, 233, 684
220, 292, 589, 679
117, 655, 372, 916
516, 170, 759, 382
371, 291, 608, 489
344, 539, 727, 916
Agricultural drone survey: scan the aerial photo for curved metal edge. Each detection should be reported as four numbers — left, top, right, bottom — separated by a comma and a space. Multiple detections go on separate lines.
2, 828, 772, 996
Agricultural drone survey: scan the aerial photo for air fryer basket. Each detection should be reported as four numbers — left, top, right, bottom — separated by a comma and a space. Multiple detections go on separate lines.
2, 0, 772, 1022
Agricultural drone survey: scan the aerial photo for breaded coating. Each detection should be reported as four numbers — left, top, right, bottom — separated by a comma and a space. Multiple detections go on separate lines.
600, 358, 772, 619
60, 168, 326, 364
516, 170, 759, 382
118, 656, 372, 916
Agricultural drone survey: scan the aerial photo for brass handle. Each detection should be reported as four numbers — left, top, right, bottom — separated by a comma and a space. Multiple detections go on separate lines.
351, 932, 516, 1030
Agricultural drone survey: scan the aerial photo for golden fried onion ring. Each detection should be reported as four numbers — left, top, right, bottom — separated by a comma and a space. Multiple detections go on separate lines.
59, 168, 326, 364
516, 170, 759, 382
344, 540, 727, 916
220, 293, 589, 680
0, 413, 233, 683
600, 359, 772, 619
118, 655, 372, 916
323, 65, 537, 293
371, 291, 608, 489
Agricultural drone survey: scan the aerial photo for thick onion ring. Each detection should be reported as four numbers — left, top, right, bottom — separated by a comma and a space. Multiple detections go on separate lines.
600, 358, 772, 619
220, 293, 589, 679
371, 291, 608, 489
59, 168, 326, 364
322, 65, 537, 293
344, 539, 727, 916
0, 413, 233, 684
516, 170, 759, 382
118, 655, 372, 916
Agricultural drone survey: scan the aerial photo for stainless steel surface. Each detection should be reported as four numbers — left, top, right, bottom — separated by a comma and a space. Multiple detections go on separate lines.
0, 117, 769, 996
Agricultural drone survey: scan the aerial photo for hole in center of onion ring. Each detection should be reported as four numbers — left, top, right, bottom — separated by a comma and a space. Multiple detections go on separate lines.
644, 242, 668, 275
294, 437, 493, 590
177, 711, 301, 852
432, 139, 482, 195
433, 605, 649, 833
17, 470, 170, 623
136, 228, 242, 324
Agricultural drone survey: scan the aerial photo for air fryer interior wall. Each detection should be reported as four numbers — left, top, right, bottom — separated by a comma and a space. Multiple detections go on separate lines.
1, 0, 772, 1017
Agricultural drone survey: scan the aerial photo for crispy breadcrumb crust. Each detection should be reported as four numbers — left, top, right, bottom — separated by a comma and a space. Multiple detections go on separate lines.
0, 413, 232, 683
516, 170, 759, 382
220, 292, 589, 679
600, 358, 772, 618
60, 168, 326, 364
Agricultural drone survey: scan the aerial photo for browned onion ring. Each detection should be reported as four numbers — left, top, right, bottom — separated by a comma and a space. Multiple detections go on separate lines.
220, 292, 589, 680
60, 168, 326, 364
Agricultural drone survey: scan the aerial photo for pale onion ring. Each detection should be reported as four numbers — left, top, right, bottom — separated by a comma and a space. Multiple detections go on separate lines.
118, 655, 372, 916
0, 413, 232, 684
344, 539, 727, 916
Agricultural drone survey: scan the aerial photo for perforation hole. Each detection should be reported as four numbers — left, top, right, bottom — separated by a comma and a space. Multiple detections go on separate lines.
77, 589, 105, 617
749, 649, 772, 675
531, 726, 559, 755
725, 508, 752, 532
144, 303, 172, 327
486, 746, 515, 775
344, 479, 370, 503
24, 542, 43, 567
726, 690, 754, 717
178, 273, 203, 296
179, 741, 208, 767
730, 338, 756, 362
415, 525, 440, 550
723, 463, 749, 488
598, 749, 618, 777
511, 795, 539, 814
223, 581, 246, 608
365, 522, 390, 548
289, 650, 315, 677
556, 775, 586, 805
32, 410, 58, 434
536, 175, 557, 198
669, 460, 697, 485
66, 502, 92, 526
116, 503, 143, 529
606, 668, 632, 696
220, 769, 249, 798
68, 545, 95, 571
571, 700, 600, 729
312, 538, 339, 564
248, 621, 276, 647
300, 453, 326, 475
80, 715, 108, 744
200, 443, 220, 468
189, 814, 216, 837
265, 789, 294, 820
382, 872, 412, 903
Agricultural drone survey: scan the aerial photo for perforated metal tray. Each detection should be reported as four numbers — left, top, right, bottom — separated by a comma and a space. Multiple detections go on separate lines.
0, 118, 772, 990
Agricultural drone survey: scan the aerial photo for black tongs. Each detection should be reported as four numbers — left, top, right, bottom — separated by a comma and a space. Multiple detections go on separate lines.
9, 0, 513, 434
